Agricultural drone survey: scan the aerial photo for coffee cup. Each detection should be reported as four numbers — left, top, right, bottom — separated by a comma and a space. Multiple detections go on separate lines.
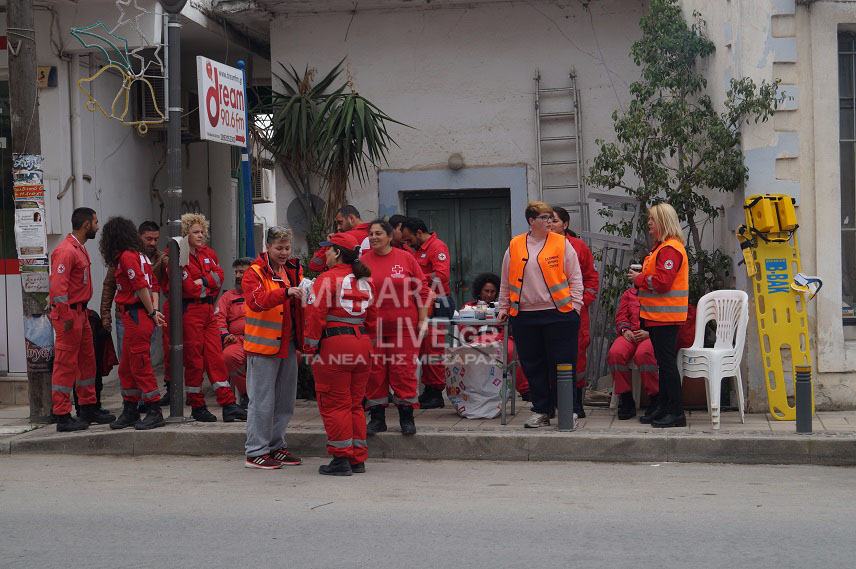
630, 263, 642, 272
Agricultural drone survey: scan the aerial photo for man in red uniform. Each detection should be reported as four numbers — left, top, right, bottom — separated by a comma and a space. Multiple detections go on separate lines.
401, 217, 454, 409
308, 205, 371, 273
215, 258, 253, 407
49, 207, 114, 431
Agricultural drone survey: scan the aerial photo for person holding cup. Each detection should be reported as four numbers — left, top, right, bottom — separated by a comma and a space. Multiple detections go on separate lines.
627, 203, 689, 428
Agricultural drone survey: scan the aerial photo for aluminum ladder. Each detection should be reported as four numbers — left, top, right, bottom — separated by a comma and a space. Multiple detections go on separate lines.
534, 69, 588, 233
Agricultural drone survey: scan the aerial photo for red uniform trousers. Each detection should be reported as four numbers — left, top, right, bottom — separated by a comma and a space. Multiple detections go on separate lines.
117, 306, 161, 404
222, 342, 247, 396
183, 302, 236, 407
366, 333, 420, 408
576, 306, 591, 388
607, 336, 659, 396
51, 308, 97, 415
419, 321, 447, 389
163, 301, 236, 407
313, 334, 372, 463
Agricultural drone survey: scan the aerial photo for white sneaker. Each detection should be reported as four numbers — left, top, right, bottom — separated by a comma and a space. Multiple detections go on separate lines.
524, 413, 550, 428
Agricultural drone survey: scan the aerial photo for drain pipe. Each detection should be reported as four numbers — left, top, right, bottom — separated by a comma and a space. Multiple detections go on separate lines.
68, 53, 84, 207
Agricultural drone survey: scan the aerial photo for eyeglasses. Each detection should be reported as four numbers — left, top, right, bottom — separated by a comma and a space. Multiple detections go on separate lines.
536, 214, 553, 221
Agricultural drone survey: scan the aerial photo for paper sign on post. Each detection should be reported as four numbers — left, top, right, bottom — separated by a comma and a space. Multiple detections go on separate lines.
196, 56, 247, 147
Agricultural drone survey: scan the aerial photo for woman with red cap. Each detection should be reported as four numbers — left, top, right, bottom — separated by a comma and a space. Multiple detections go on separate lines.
303, 232, 377, 476
360, 219, 431, 436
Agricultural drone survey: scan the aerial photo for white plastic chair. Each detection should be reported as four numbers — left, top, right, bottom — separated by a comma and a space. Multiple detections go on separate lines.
677, 290, 749, 430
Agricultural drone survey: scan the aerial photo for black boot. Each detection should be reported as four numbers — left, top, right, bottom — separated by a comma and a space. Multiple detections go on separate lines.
574, 386, 586, 419
418, 386, 445, 410
350, 462, 366, 474
652, 412, 687, 428
134, 403, 165, 430
54, 413, 89, 433
191, 406, 218, 422
366, 406, 387, 436
639, 394, 666, 424
398, 405, 416, 436
158, 383, 172, 407
78, 404, 115, 425
318, 456, 353, 476
616, 392, 636, 420
222, 403, 247, 423
239, 393, 249, 410
110, 402, 141, 430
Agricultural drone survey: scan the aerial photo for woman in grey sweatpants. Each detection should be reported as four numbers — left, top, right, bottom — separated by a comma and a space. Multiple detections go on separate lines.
241, 226, 306, 470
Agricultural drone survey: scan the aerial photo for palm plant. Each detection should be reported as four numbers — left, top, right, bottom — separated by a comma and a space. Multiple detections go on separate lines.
255, 59, 407, 226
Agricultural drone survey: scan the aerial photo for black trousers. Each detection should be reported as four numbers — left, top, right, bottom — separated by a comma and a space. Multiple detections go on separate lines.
647, 324, 682, 414
510, 309, 580, 415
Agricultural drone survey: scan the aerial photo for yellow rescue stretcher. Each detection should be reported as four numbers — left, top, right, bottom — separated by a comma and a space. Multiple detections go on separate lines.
736, 194, 814, 420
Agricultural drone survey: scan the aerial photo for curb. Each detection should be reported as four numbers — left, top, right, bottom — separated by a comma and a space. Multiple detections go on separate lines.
4, 425, 856, 466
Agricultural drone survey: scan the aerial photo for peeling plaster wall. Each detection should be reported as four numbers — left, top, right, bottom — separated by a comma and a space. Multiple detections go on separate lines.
269, 0, 648, 256
679, 0, 856, 410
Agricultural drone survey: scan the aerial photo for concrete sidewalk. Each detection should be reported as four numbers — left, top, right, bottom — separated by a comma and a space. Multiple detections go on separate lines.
2, 394, 855, 465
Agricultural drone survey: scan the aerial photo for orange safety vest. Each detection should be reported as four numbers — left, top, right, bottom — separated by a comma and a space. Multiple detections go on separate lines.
638, 238, 689, 323
507, 232, 574, 316
243, 263, 289, 355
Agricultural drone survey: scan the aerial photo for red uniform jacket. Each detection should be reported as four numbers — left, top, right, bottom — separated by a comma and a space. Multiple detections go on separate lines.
614, 287, 697, 349
114, 250, 157, 305
302, 264, 378, 353
160, 245, 225, 300
49, 234, 93, 320
567, 235, 599, 307
632, 243, 684, 327
308, 222, 372, 273
241, 252, 295, 358
411, 233, 452, 297
214, 289, 246, 339
360, 247, 430, 338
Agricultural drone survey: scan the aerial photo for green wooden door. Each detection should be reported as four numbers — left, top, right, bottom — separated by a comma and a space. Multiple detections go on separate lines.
405, 190, 510, 306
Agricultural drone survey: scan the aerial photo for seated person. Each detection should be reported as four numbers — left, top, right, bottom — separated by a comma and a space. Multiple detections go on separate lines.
463, 272, 530, 401
215, 258, 253, 408
608, 287, 697, 420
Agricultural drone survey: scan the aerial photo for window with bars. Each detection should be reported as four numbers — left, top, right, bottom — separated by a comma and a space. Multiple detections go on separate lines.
839, 32, 856, 322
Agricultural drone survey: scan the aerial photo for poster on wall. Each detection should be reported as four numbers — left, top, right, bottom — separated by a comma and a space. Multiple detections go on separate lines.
196, 56, 247, 147
12, 153, 53, 370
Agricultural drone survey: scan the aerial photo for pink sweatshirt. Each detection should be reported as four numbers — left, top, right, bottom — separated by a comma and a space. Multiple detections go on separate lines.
498, 232, 584, 313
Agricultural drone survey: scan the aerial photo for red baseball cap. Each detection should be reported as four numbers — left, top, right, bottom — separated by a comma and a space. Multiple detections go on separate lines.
320, 232, 360, 250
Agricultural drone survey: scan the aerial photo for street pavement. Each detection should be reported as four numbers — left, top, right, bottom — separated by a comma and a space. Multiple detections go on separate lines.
1, 455, 854, 569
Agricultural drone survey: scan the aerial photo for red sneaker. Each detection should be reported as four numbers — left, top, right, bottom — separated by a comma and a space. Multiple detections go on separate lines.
271, 447, 302, 465
245, 454, 282, 470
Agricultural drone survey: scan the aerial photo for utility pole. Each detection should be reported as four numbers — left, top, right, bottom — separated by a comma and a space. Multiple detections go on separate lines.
162, 0, 188, 418
7, 0, 51, 422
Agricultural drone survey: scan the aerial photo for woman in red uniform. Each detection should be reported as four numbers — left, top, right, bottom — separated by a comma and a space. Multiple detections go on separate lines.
550, 206, 599, 417
360, 219, 431, 436
303, 233, 377, 476
163, 213, 247, 423
99, 217, 166, 430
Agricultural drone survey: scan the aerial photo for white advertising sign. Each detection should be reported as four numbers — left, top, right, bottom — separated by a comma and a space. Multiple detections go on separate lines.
196, 56, 247, 147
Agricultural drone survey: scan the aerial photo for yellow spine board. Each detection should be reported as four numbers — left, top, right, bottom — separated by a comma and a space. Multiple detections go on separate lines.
741, 194, 814, 420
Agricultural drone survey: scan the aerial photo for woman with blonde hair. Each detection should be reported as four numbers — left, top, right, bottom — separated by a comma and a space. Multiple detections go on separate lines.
162, 213, 247, 423
627, 202, 689, 428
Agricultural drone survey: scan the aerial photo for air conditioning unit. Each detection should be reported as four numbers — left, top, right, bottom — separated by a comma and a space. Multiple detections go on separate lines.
252, 167, 274, 204
253, 221, 266, 252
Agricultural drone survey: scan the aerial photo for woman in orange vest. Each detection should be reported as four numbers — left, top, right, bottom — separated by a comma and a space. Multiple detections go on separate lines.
627, 203, 690, 428
498, 201, 583, 429
303, 232, 377, 476
242, 226, 306, 469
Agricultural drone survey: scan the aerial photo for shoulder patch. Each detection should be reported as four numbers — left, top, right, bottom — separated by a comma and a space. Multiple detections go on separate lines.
664, 259, 674, 270
57, 264, 66, 274
437, 252, 447, 262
